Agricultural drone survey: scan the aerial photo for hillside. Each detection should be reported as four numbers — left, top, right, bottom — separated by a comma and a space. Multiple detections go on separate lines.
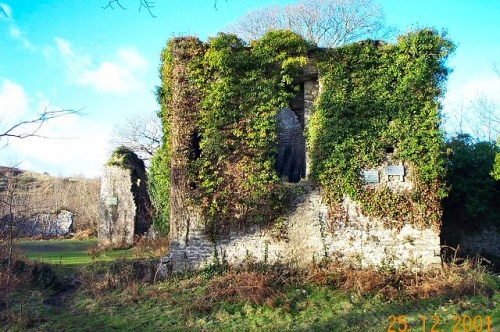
0, 166, 100, 234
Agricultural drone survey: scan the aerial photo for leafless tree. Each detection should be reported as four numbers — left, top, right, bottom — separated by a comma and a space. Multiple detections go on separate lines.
109, 111, 162, 163
0, 108, 82, 149
227, 0, 393, 47
0, 166, 31, 260
470, 94, 499, 142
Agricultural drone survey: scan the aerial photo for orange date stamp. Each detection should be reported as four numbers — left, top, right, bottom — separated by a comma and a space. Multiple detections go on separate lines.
388, 314, 493, 332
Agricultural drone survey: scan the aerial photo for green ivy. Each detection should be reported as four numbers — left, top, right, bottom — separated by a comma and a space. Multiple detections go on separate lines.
309, 29, 455, 229
152, 28, 455, 240
148, 145, 170, 235
154, 31, 310, 240
194, 31, 310, 238
492, 138, 500, 181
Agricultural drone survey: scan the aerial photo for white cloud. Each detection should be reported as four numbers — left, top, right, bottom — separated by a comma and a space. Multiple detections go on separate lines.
118, 47, 148, 70
77, 62, 142, 93
0, 79, 29, 124
9, 25, 19, 37
54, 37, 148, 94
55, 37, 75, 58
1, 4, 35, 50
3, 112, 111, 178
0, 80, 111, 177
462, 75, 500, 104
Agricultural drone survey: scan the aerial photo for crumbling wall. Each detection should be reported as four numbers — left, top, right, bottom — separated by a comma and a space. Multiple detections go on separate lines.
453, 229, 500, 258
160, 182, 441, 275
0, 210, 74, 238
98, 147, 152, 248
159, 30, 450, 276
98, 166, 136, 247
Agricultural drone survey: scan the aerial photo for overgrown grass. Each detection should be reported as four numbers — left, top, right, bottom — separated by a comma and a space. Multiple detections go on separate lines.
18, 238, 135, 269
1, 257, 499, 332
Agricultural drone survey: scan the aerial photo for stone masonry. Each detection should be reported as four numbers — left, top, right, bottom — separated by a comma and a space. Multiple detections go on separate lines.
0, 209, 74, 238
160, 182, 441, 275
99, 166, 136, 248
160, 59, 442, 276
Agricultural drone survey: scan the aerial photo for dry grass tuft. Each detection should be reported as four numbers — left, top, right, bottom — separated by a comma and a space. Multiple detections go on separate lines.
305, 258, 495, 301
132, 234, 169, 258
73, 229, 95, 240
207, 271, 281, 306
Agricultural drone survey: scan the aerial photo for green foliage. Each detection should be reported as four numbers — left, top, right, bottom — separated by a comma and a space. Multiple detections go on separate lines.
107, 145, 145, 170
148, 147, 170, 235
309, 29, 455, 228
2, 263, 499, 331
18, 239, 136, 268
442, 134, 500, 234
152, 28, 455, 237
492, 138, 500, 180
155, 31, 310, 239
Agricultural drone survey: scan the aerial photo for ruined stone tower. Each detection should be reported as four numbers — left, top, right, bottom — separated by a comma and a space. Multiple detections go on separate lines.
98, 147, 152, 248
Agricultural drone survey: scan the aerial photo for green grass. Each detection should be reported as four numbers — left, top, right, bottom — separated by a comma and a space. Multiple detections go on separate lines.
18, 238, 135, 268
2, 272, 499, 332
2, 241, 499, 331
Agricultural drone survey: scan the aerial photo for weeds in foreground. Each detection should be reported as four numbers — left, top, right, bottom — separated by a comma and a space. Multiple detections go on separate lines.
1, 246, 498, 331
306, 257, 496, 301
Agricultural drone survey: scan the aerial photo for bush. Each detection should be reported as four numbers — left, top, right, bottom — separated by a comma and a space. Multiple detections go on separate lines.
442, 133, 500, 237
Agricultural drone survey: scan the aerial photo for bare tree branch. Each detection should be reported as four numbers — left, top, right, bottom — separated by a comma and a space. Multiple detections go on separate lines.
227, 0, 394, 47
102, 0, 156, 17
0, 108, 83, 149
0, 6, 7, 18
109, 111, 162, 163
102, 0, 127, 11
103, 0, 222, 16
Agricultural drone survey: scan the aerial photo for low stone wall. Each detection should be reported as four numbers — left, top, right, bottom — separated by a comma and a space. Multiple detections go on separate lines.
0, 210, 74, 238
160, 183, 441, 275
328, 197, 441, 269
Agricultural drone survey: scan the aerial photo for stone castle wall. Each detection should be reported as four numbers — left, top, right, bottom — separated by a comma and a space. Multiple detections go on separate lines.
160, 183, 441, 275
160, 67, 442, 276
98, 166, 136, 248
456, 229, 500, 258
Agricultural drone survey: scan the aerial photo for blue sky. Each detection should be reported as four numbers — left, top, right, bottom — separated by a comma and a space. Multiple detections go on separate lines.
0, 0, 498, 177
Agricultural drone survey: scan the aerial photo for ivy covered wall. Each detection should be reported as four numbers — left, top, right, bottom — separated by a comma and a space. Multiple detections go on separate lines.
309, 29, 455, 231
152, 28, 454, 243
152, 31, 310, 241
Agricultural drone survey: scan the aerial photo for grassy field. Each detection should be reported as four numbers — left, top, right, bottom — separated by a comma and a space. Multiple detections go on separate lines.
17, 238, 135, 268
1, 254, 499, 331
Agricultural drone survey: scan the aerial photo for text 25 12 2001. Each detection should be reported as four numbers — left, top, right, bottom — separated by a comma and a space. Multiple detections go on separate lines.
388, 314, 493, 332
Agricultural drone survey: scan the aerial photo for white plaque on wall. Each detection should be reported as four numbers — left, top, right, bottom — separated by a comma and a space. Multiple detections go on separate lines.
386, 165, 404, 176
363, 170, 379, 183
105, 196, 118, 206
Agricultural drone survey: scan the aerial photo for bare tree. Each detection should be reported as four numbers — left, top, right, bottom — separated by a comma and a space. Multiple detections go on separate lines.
0, 166, 31, 260
109, 111, 162, 163
227, 0, 393, 47
470, 94, 499, 142
0, 108, 82, 149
